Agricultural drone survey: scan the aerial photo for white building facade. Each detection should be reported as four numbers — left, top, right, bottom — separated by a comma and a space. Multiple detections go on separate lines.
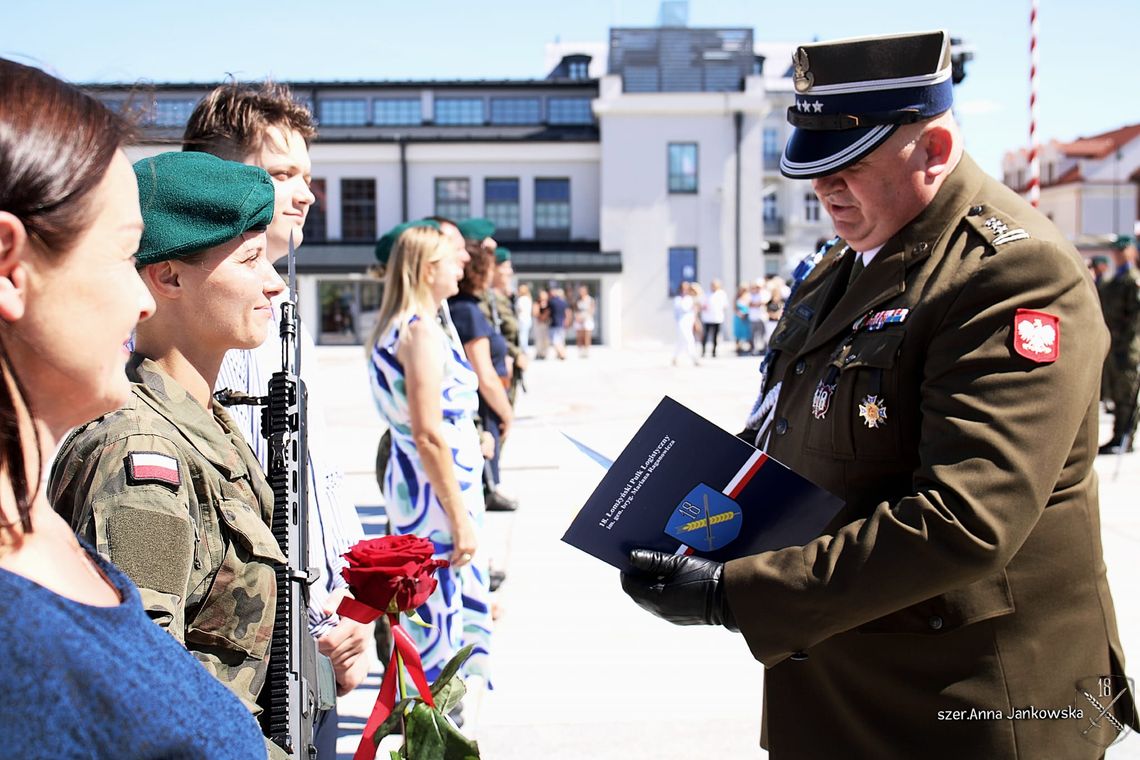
1002, 123, 1140, 243
88, 26, 865, 346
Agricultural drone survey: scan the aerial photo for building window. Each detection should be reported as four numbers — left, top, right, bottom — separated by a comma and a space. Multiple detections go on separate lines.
804, 193, 821, 222
318, 279, 383, 346
763, 127, 781, 162
319, 99, 369, 126
341, 179, 376, 242
763, 195, 779, 221
435, 98, 484, 125
485, 178, 520, 239
152, 99, 198, 127
303, 179, 327, 244
292, 94, 314, 116
490, 98, 541, 125
548, 97, 593, 125
535, 178, 571, 240
435, 178, 470, 220
668, 143, 698, 193
668, 247, 697, 296
568, 61, 589, 80
373, 98, 422, 126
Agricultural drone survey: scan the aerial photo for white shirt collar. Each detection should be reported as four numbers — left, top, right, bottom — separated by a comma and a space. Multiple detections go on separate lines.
855, 244, 885, 266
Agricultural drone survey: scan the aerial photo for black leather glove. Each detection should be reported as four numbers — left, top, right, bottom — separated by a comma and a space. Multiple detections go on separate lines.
620, 549, 738, 630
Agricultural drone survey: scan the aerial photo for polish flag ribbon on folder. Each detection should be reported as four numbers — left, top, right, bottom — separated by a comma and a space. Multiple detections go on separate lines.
561, 396, 844, 573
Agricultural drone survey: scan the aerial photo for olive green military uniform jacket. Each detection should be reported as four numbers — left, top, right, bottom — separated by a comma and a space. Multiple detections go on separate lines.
480, 288, 523, 402
479, 288, 521, 359
1100, 264, 1140, 363
50, 356, 285, 718
724, 156, 1136, 758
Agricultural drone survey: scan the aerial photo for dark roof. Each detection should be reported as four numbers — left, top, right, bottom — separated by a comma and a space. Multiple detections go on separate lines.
83, 78, 598, 93
288, 241, 619, 275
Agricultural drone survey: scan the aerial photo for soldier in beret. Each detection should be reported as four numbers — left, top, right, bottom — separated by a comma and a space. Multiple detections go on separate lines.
1098, 235, 1140, 454
182, 85, 373, 753
621, 30, 1136, 758
49, 151, 293, 759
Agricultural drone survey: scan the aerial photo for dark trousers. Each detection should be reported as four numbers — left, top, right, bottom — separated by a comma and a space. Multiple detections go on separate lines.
313, 702, 338, 758
701, 322, 721, 357
481, 408, 502, 485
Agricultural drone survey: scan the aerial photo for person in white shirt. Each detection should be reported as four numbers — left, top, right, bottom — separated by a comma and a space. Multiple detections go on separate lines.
672, 281, 700, 366
747, 279, 771, 356
699, 279, 728, 358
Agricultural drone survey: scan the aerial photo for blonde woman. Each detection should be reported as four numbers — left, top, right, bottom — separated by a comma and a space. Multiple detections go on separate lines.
367, 221, 492, 685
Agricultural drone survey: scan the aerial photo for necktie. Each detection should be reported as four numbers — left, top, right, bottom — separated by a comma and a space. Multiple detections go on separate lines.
847, 252, 866, 287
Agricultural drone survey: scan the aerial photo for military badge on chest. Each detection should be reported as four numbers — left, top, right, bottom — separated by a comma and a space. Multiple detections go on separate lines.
812, 379, 836, 419
858, 395, 888, 428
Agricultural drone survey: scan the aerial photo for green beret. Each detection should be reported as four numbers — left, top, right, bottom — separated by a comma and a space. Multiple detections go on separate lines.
456, 217, 495, 241
494, 246, 511, 264
374, 219, 441, 266
134, 152, 274, 266
1111, 235, 1136, 251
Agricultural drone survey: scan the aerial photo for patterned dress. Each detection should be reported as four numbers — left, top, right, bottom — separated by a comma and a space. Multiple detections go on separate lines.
368, 314, 492, 683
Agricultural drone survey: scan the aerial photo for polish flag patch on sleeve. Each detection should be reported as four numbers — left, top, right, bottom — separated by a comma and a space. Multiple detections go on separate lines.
1012, 309, 1060, 363
125, 452, 181, 488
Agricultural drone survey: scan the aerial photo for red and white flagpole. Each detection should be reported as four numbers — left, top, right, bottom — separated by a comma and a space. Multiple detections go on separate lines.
1027, 0, 1040, 207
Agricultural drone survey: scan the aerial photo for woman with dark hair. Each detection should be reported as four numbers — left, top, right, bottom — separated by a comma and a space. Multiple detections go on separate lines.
448, 245, 514, 493
0, 59, 267, 758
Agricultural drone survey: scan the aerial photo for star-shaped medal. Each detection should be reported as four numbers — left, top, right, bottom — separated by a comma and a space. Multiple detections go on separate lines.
858, 395, 887, 429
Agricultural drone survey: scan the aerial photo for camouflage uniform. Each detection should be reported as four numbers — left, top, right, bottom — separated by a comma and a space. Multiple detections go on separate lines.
1099, 263, 1140, 442
50, 355, 285, 718
479, 288, 523, 402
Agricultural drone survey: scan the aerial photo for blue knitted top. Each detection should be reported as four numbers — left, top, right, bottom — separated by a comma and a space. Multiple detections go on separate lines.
0, 540, 267, 759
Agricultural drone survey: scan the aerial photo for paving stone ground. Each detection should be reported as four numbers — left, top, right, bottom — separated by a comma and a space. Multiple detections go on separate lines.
318, 343, 1140, 759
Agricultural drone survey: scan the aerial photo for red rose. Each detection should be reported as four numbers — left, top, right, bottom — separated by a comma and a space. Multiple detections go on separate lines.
340, 536, 449, 614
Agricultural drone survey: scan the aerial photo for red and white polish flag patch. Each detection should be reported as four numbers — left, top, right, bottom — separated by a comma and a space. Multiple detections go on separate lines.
1013, 309, 1060, 363
126, 452, 181, 488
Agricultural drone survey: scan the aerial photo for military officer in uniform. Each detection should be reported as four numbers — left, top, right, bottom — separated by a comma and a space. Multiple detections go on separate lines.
621, 31, 1136, 758
487, 247, 527, 403
1098, 235, 1140, 454
50, 152, 291, 759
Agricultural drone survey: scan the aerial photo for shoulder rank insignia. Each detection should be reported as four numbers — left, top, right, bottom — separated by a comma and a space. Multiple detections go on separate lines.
1013, 309, 1059, 363
125, 451, 181, 488
984, 216, 1031, 247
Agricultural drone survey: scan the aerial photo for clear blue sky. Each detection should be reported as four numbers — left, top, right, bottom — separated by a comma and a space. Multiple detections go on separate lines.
5, 0, 1138, 177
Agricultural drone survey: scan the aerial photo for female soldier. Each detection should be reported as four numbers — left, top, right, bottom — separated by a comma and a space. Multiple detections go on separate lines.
49, 150, 290, 754
0, 59, 266, 758
368, 222, 492, 688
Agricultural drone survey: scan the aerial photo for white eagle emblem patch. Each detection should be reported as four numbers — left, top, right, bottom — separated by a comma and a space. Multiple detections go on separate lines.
1013, 309, 1060, 363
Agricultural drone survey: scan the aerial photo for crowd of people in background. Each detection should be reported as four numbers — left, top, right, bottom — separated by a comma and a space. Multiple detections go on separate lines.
671, 275, 791, 366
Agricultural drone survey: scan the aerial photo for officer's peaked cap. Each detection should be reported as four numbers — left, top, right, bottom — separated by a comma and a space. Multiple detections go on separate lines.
781, 30, 954, 180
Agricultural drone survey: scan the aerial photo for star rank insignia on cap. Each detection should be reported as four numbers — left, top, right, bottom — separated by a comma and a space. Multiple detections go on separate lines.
1013, 309, 1059, 363
125, 451, 181, 489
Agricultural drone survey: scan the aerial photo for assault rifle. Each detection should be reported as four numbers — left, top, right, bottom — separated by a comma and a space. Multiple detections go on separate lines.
216, 232, 323, 757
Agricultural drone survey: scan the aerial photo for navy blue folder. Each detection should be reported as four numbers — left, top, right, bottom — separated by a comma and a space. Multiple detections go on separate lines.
562, 396, 844, 572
